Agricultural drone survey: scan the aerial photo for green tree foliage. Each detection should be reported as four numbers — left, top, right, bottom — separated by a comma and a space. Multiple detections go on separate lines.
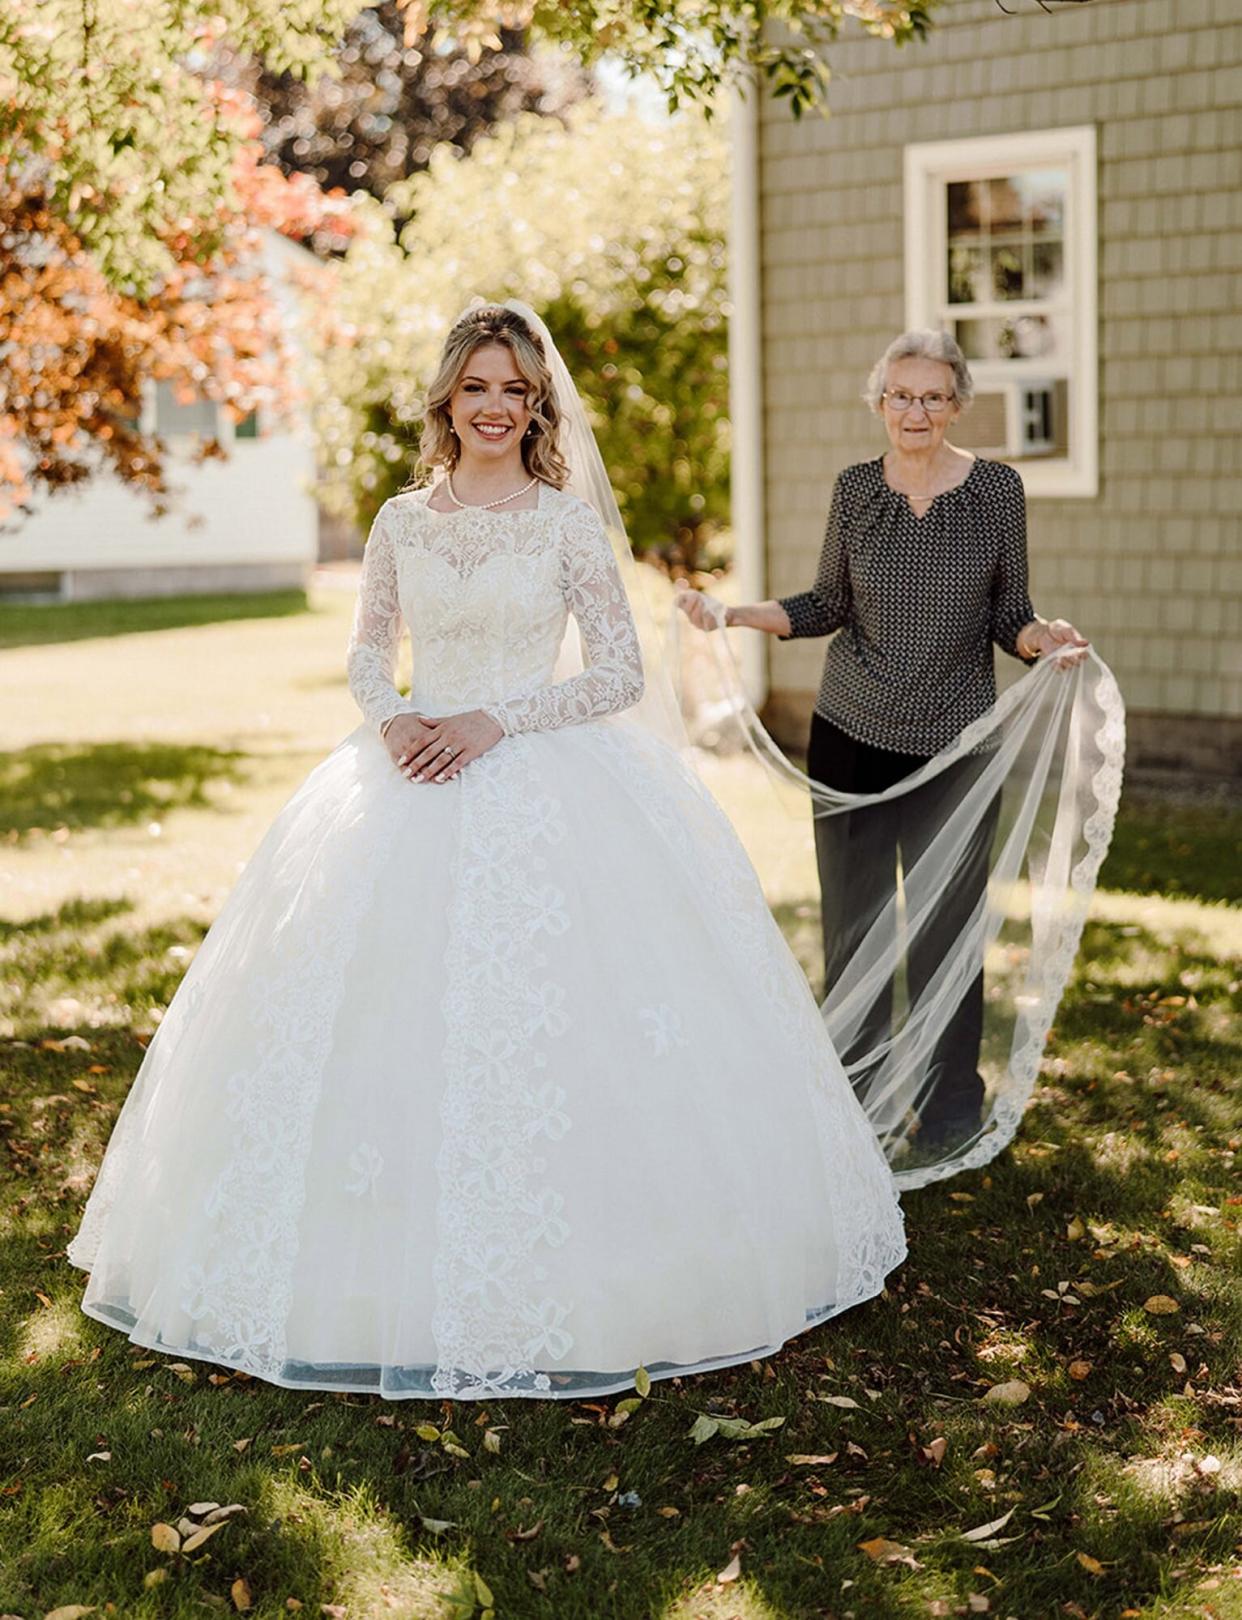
401, 0, 938, 118
0, 0, 368, 291
312, 105, 730, 567
249, 10, 586, 206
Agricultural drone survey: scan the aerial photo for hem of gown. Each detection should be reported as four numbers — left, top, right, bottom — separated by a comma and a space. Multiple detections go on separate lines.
67, 1242, 907, 1401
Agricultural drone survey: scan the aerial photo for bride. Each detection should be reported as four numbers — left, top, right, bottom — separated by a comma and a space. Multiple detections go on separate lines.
66, 299, 907, 1401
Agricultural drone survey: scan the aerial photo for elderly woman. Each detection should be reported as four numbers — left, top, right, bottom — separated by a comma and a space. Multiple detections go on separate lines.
679, 328, 1088, 1146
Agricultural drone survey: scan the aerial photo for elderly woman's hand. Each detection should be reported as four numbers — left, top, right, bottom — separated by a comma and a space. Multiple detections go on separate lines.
1018, 618, 1090, 670
675, 581, 728, 632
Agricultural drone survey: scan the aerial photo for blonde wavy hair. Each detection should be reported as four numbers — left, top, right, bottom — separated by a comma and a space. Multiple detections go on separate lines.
415, 305, 570, 488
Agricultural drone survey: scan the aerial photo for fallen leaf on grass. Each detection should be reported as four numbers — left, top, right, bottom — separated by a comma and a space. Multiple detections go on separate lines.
270, 1443, 306, 1456
183, 1521, 227, 1553
1144, 1296, 1180, 1315
656, 1506, 680, 1518
85, 1451, 111, 1463
609, 1396, 644, 1429
203, 1505, 247, 1526
504, 1521, 543, 1542
1068, 1360, 1093, 1381
1169, 1352, 1188, 1374
815, 1394, 861, 1409
688, 1413, 784, 1445
912, 1436, 947, 1467
716, 1554, 741, 1584
418, 1515, 458, 1535
961, 1506, 1016, 1542
981, 1380, 1030, 1406
43, 1609, 96, 1620
857, 1537, 921, 1568
150, 1522, 181, 1553
786, 1453, 839, 1466
1076, 1553, 1106, 1575
1075, 1277, 1123, 1297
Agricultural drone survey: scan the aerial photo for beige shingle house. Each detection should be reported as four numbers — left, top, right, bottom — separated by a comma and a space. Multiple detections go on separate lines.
729, 0, 1240, 777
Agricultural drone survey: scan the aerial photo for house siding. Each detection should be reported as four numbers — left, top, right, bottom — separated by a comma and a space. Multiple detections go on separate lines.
757, 0, 1242, 775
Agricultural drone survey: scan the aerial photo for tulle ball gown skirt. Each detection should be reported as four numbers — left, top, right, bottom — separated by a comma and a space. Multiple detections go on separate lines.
67, 718, 907, 1399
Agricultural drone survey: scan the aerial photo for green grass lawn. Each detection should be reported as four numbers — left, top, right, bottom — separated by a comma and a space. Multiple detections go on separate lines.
1, 590, 1240, 1620
0, 589, 309, 651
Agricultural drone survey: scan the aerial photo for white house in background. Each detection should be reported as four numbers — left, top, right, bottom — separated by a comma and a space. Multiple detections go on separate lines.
0, 231, 319, 601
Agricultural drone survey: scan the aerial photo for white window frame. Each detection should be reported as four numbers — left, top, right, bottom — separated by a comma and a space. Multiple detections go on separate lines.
139, 383, 261, 445
904, 125, 1098, 499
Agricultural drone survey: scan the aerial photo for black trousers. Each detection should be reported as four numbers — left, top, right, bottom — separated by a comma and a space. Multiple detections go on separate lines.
806, 712, 1000, 1135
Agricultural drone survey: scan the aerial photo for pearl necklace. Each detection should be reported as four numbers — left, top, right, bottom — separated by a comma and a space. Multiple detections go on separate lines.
444, 472, 539, 511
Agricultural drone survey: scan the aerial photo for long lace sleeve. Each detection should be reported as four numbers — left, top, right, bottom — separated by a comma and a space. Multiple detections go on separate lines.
485, 499, 645, 736
346, 503, 418, 733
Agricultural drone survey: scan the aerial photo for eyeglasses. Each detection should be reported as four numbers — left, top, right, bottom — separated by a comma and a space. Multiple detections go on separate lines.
882, 390, 956, 414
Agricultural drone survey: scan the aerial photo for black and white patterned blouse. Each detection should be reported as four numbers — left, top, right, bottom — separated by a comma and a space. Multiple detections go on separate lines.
778, 456, 1037, 756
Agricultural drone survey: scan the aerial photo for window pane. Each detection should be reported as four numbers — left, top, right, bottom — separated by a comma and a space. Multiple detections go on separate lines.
948, 243, 987, 304
1017, 169, 1065, 233
953, 318, 993, 360
155, 381, 219, 438
990, 243, 1026, 301
952, 312, 1065, 361
986, 176, 1026, 233
947, 180, 985, 237
950, 380, 1070, 460
1031, 239, 1064, 299
1001, 312, 1061, 360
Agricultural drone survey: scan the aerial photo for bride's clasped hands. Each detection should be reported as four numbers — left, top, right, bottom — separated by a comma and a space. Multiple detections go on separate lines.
383, 709, 505, 783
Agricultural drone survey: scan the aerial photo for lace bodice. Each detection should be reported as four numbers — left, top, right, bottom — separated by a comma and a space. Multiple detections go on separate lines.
346, 483, 644, 736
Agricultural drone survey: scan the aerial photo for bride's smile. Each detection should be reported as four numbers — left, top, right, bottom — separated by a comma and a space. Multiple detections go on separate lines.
451, 344, 532, 471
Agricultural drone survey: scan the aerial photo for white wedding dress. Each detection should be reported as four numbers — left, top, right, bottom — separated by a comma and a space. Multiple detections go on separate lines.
67, 481, 906, 1400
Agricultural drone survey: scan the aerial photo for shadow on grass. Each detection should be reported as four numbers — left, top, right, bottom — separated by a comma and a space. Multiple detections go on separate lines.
0, 896, 133, 944
1, 740, 250, 837
0, 803, 1238, 1615
0, 588, 310, 650
0, 903, 208, 1040
1100, 797, 1242, 906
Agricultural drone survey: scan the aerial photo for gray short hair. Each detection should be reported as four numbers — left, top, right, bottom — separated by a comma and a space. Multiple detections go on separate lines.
863, 328, 974, 412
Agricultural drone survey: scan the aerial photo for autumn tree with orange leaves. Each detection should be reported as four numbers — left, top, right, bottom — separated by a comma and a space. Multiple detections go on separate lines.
0, 0, 939, 521
0, 1, 363, 520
